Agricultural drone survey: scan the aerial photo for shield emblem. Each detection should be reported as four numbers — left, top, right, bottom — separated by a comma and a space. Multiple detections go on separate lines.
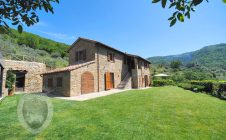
17, 94, 53, 134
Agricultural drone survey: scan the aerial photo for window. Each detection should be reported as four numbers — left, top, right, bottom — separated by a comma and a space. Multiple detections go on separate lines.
75, 50, 86, 62
48, 78, 53, 88
144, 62, 148, 69
57, 77, 63, 87
107, 52, 115, 62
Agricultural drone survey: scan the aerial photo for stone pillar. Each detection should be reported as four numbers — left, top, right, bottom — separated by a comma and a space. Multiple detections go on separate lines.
2, 69, 7, 97
132, 58, 139, 88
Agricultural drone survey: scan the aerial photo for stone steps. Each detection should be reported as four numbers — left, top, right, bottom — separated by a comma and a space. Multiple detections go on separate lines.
117, 72, 132, 89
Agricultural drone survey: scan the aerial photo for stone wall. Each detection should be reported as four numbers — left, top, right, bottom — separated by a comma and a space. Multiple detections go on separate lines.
137, 59, 151, 88
69, 39, 96, 66
70, 61, 98, 96
67, 42, 130, 96
42, 71, 71, 97
60, 39, 151, 97
2, 60, 46, 96
97, 44, 129, 91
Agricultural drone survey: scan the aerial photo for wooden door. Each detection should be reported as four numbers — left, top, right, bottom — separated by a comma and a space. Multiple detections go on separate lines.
144, 75, 149, 87
81, 72, 94, 94
110, 73, 114, 89
105, 72, 114, 90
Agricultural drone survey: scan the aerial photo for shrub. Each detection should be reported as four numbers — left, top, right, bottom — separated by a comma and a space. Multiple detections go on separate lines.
178, 80, 226, 100
6, 70, 16, 91
153, 80, 174, 87
51, 52, 61, 58
191, 85, 205, 92
171, 73, 185, 83
177, 83, 192, 90
217, 83, 226, 99
191, 80, 214, 93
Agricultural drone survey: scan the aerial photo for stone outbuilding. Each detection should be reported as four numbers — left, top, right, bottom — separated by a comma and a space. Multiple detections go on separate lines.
1, 60, 46, 97
42, 38, 151, 97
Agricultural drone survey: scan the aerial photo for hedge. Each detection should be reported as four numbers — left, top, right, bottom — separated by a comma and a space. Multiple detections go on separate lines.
178, 80, 226, 100
153, 80, 174, 87
177, 83, 205, 92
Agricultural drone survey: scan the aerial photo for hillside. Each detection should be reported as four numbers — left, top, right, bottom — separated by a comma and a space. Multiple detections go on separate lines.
0, 28, 70, 68
148, 44, 226, 80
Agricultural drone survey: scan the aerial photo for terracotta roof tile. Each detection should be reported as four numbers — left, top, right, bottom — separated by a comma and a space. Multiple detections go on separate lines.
42, 61, 95, 75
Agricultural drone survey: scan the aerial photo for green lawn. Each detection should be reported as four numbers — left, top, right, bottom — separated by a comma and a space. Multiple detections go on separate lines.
1, 86, 226, 140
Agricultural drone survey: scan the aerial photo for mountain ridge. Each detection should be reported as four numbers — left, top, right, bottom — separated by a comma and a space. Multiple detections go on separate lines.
148, 43, 226, 79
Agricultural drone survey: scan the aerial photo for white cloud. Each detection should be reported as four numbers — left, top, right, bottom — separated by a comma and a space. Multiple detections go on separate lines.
38, 30, 76, 40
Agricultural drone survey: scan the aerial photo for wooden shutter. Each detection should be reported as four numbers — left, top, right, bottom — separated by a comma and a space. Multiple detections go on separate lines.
113, 54, 115, 62
107, 52, 110, 61
105, 72, 111, 90
110, 73, 114, 88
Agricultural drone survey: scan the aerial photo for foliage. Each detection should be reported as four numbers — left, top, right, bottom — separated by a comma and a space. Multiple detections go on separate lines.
178, 80, 226, 99
0, 31, 69, 68
148, 44, 226, 80
170, 60, 182, 70
5, 70, 16, 91
152, 0, 210, 26
218, 83, 226, 99
177, 82, 204, 92
17, 34, 39, 48
0, 0, 59, 33
183, 70, 212, 80
190, 80, 214, 93
153, 79, 174, 86
171, 73, 185, 82
177, 82, 192, 90
4, 28, 70, 57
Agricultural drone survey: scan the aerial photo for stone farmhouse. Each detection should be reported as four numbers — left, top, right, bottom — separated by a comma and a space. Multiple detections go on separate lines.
42, 38, 151, 97
0, 38, 151, 98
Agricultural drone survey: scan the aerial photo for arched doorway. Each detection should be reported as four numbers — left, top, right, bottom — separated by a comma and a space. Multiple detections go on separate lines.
81, 71, 94, 94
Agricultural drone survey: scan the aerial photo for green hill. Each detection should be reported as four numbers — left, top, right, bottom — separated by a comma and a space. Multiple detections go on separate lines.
148, 44, 226, 80
0, 28, 70, 68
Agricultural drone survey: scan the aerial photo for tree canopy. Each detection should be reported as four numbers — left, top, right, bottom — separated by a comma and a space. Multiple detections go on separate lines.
152, 0, 225, 27
0, 0, 59, 33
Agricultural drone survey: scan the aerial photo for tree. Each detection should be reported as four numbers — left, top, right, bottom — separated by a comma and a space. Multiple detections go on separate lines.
170, 60, 182, 70
6, 70, 16, 95
17, 34, 39, 48
152, 0, 226, 27
0, 0, 59, 33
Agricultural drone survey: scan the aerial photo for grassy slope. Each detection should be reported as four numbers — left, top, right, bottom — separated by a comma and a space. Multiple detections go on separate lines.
0, 28, 69, 68
0, 87, 226, 140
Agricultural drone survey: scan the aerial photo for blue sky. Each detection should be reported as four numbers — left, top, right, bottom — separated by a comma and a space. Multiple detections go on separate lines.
23, 0, 226, 58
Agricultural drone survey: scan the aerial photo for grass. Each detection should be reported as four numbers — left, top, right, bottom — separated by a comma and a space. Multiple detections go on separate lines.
0, 86, 226, 140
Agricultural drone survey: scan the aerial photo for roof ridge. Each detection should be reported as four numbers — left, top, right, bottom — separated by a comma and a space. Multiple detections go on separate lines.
42, 61, 96, 75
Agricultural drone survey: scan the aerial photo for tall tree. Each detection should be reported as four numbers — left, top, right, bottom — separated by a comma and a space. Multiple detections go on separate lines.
170, 60, 182, 70
0, 0, 59, 33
